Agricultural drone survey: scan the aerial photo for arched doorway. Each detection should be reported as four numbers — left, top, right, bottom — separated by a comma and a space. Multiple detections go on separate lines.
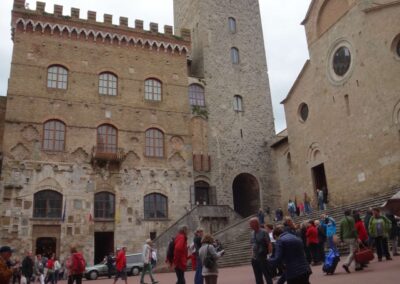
232, 173, 260, 217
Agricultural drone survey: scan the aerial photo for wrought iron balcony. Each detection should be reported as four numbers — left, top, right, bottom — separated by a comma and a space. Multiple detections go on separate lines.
193, 153, 211, 172
91, 146, 125, 163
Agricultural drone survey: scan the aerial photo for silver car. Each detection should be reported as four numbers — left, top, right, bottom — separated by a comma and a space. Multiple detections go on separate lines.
85, 253, 144, 280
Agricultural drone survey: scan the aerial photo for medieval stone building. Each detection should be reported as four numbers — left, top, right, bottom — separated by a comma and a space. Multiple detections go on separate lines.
0, 0, 277, 264
272, 0, 400, 209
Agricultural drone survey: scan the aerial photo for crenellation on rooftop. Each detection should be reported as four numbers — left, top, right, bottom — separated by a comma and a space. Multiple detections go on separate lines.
11, 0, 189, 42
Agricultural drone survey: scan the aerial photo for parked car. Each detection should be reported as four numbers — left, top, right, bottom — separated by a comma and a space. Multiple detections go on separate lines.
85, 253, 144, 280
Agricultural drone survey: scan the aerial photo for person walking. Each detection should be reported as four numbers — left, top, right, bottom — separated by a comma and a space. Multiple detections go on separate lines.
68, 247, 86, 284
385, 212, 399, 256
369, 208, 392, 261
173, 225, 189, 284
45, 254, 55, 284
315, 220, 326, 263
22, 251, 34, 284
35, 254, 45, 284
304, 193, 312, 215
340, 210, 359, 273
268, 226, 312, 284
0, 246, 15, 284
306, 220, 320, 265
54, 257, 61, 284
249, 217, 273, 284
364, 208, 374, 247
106, 252, 114, 279
193, 227, 204, 284
140, 239, 158, 284
275, 208, 283, 222
288, 200, 296, 218
199, 234, 224, 284
257, 209, 265, 228
316, 189, 324, 211
113, 246, 128, 284
321, 214, 336, 249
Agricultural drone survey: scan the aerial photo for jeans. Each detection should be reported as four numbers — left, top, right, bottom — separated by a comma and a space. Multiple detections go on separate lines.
375, 236, 390, 259
304, 203, 312, 214
175, 268, 185, 284
67, 274, 82, 284
140, 263, 155, 284
194, 255, 203, 284
251, 258, 273, 284
343, 239, 356, 267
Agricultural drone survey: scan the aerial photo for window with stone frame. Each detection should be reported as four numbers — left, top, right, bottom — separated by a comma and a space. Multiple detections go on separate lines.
397, 39, 400, 57
228, 17, 237, 34
144, 193, 168, 219
94, 192, 115, 219
43, 120, 66, 152
233, 95, 243, 112
332, 46, 351, 76
231, 47, 240, 64
47, 65, 68, 89
188, 84, 205, 106
144, 78, 162, 101
97, 124, 117, 153
99, 72, 118, 96
33, 190, 63, 219
145, 128, 164, 158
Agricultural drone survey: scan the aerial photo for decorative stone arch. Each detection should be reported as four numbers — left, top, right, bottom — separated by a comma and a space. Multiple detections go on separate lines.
141, 180, 169, 197
36, 177, 63, 193
393, 99, 400, 128
307, 142, 326, 167
232, 173, 260, 217
95, 182, 115, 194
317, 0, 349, 37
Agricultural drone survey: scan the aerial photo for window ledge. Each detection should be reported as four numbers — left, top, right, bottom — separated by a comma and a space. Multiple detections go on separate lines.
42, 150, 67, 154
143, 218, 169, 222
93, 218, 115, 222
30, 218, 62, 221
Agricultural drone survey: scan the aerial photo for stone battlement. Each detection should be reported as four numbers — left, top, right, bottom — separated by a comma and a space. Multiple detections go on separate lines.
12, 0, 191, 42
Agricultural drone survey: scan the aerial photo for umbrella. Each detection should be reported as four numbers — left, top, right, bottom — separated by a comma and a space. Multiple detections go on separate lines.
381, 191, 400, 216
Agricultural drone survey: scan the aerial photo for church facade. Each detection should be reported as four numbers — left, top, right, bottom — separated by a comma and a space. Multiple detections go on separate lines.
0, 0, 278, 264
272, 0, 400, 209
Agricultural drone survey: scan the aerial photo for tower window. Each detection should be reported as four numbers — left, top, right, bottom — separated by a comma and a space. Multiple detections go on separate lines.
233, 95, 243, 112
43, 120, 66, 152
99, 72, 118, 96
228, 17, 237, 34
231, 47, 240, 64
47, 65, 68, 90
189, 84, 205, 106
145, 128, 164, 158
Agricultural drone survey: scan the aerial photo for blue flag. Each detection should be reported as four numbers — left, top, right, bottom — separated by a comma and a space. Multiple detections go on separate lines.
62, 199, 67, 222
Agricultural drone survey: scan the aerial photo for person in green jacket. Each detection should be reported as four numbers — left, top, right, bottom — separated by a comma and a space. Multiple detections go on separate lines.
340, 210, 360, 273
368, 208, 392, 261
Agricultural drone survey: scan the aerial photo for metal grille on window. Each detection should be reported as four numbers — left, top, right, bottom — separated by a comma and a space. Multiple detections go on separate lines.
47, 65, 68, 89
33, 190, 63, 218
94, 192, 115, 219
43, 120, 65, 151
189, 84, 205, 106
145, 128, 164, 157
145, 79, 162, 101
99, 73, 117, 96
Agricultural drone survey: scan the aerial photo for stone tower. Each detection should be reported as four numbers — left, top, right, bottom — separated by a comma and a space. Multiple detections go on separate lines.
174, 0, 279, 216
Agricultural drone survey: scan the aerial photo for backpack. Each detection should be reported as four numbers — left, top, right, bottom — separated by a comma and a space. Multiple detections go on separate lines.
72, 253, 86, 274
166, 238, 175, 264
203, 245, 215, 269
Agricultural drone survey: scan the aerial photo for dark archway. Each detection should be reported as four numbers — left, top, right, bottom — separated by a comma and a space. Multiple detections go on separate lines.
232, 173, 260, 217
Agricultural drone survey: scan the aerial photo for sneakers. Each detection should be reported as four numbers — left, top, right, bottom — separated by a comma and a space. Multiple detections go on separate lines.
342, 264, 350, 273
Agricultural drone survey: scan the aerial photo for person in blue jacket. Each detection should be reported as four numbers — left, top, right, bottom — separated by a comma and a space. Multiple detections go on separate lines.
321, 214, 336, 249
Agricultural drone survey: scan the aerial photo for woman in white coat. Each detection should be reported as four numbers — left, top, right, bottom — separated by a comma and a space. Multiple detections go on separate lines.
199, 234, 224, 284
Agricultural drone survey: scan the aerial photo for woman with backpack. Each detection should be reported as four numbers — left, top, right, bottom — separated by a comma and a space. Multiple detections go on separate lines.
199, 234, 224, 284
67, 247, 86, 284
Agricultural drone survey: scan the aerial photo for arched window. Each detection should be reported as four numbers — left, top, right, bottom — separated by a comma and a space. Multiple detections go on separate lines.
231, 47, 240, 64
188, 84, 205, 106
228, 17, 237, 33
99, 72, 118, 96
144, 79, 162, 101
94, 192, 115, 219
145, 128, 164, 158
233, 95, 243, 112
47, 65, 68, 89
43, 120, 66, 151
195, 181, 210, 205
33, 190, 63, 218
97, 124, 117, 153
144, 193, 168, 219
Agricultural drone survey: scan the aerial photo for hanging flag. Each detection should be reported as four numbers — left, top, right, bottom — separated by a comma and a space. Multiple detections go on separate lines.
88, 202, 94, 223
115, 206, 121, 224
61, 198, 67, 222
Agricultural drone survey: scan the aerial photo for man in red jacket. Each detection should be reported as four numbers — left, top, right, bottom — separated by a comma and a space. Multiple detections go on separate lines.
113, 247, 127, 284
174, 225, 188, 284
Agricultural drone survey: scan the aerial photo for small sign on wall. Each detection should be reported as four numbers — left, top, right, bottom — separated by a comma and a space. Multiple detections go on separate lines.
357, 172, 366, 183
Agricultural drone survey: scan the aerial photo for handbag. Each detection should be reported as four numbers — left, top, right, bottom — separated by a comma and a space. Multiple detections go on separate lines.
354, 244, 374, 264
203, 245, 215, 269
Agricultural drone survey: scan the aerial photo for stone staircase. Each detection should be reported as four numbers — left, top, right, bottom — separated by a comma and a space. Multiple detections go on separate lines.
215, 188, 399, 268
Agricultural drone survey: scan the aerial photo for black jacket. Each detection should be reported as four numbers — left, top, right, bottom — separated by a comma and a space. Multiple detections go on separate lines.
21, 256, 34, 277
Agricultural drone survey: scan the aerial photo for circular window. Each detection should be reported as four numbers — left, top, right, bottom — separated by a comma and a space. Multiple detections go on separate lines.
333, 46, 351, 76
298, 103, 309, 122
397, 39, 400, 57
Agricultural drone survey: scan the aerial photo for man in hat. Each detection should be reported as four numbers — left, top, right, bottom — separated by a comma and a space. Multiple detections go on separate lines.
0, 246, 14, 283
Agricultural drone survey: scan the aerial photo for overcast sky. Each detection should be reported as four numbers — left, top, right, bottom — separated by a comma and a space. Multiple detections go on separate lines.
0, 0, 311, 132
